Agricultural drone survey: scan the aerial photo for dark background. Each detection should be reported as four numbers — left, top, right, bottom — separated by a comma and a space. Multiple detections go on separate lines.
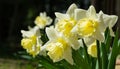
0, 0, 119, 58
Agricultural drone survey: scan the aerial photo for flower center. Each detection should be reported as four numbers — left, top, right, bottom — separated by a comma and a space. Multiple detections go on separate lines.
21, 35, 40, 57
46, 38, 68, 62
87, 41, 97, 57
77, 18, 98, 37
35, 16, 46, 26
21, 35, 37, 50
56, 19, 76, 37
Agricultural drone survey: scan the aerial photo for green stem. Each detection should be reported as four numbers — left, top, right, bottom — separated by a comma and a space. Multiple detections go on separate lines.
105, 29, 112, 53
73, 50, 91, 69
82, 39, 91, 64
108, 29, 119, 69
38, 56, 59, 69
96, 40, 101, 69
101, 43, 108, 69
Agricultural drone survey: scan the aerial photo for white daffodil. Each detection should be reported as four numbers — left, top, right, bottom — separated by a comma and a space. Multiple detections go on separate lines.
99, 11, 118, 36
44, 26, 75, 65
21, 26, 43, 57
55, 3, 77, 37
34, 12, 52, 29
72, 5, 106, 45
54, 4, 80, 50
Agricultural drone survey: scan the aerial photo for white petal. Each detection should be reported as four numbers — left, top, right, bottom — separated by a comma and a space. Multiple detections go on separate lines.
46, 26, 57, 40
63, 46, 74, 65
109, 28, 115, 36
109, 16, 118, 36
98, 11, 106, 32
71, 25, 77, 34
55, 12, 70, 20
21, 26, 40, 37
40, 12, 46, 17
74, 9, 86, 21
102, 13, 118, 27
87, 5, 97, 19
93, 30, 105, 42
109, 15, 118, 28
37, 37, 42, 46
102, 13, 118, 36
66, 3, 77, 17
68, 36, 80, 50
46, 17, 53, 25
42, 40, 52, 50
78, 39, 83, 47
21, 30, 33, 37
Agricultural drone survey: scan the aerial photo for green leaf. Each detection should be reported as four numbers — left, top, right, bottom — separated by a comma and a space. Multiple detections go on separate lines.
82, 39, 91, 65
96, 40, 102, 69
38, 56, 59, 69
60, 60, 76, 69
108, 29, 119, 69
101, 43, 108, 69
91, 57, 97, 69
73, 49, 91, 69
105, 28, 112, 53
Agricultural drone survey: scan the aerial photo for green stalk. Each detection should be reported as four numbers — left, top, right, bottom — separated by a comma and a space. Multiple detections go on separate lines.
82, 39, 91, 64
96, 40, 102, 69
73, 50, 91, 69
107, 29, 119, 69
91, 57, 97, 69
101, 43, 108, 69
39, 56, 59, 69
60, 60, 75, 69
105, 29, 112, 53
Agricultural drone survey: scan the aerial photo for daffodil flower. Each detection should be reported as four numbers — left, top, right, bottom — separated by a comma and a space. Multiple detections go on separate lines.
55, 3, 77, 37
72, 5, 106, 45
87, 41, 97, 57
99, 11, 118, 36
34, 12, 52, 29
21, 26, 43, 57
44, 26, 75, 65
55, 4, 80, 50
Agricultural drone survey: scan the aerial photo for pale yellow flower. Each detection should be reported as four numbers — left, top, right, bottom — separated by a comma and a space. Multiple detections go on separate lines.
87, 41, 97, 57
72, 5, 106, 45
34, 12, 52, 29
55, 4, 80, 50
21, 26, 42, 57
55, 4, 77, 37
44, 26, 74, 65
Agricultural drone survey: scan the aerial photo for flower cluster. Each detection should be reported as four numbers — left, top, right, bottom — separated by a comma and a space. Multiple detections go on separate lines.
21, 3, 119, 68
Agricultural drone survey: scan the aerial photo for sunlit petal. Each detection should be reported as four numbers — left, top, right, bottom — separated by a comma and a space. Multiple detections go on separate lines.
66, 3, 77, 17
46, 26, 58, 40
63, 46, 74, 65
87, 5, 97, 19
55, 12, 70, 20
75, 9, 86, 21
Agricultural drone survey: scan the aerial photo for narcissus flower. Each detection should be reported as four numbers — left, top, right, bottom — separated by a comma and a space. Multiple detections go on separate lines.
44, 26, 78, 65
34, 12, 52, 29
72, 5, 118, 45
72, 5, 106, 45
55, 4, 80, 50
55, 4, 77, 37
87, 41, 97, 57
21, 26, 42, 57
